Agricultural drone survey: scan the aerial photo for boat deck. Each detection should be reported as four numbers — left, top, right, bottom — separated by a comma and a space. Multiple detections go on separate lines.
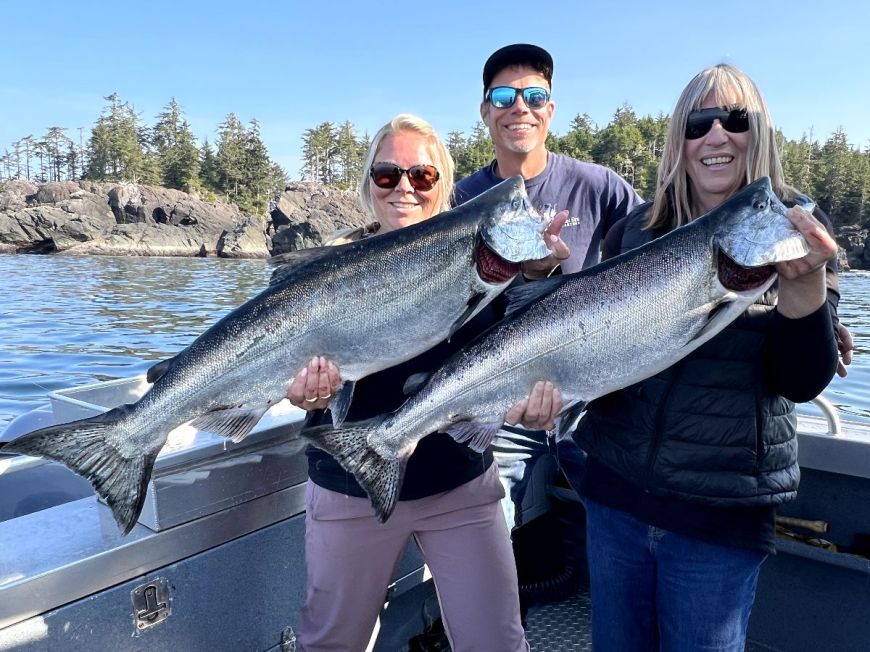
525, 586, 773, 651
526, 589, 592, 651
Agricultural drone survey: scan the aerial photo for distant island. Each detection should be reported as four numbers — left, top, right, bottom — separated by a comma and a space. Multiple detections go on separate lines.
0, 179, 367, 259
0, 179, 866, 270
0, 94, 867, 267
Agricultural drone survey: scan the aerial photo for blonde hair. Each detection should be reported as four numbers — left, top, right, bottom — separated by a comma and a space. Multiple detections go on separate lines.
647, 64, 800, 230
358, 114, 455, 220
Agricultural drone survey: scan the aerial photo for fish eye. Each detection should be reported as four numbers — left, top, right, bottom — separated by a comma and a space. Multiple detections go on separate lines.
754, 199, 768, 211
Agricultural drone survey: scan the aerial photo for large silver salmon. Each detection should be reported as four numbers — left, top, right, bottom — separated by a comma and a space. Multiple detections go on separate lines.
5, 176, 552, 533
303, 177, 813, 522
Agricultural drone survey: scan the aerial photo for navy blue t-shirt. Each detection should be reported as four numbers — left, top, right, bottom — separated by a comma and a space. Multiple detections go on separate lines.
453, 153, 641, 273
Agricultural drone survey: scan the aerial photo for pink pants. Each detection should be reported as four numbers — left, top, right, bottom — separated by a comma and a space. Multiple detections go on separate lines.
297, 464, 528, 652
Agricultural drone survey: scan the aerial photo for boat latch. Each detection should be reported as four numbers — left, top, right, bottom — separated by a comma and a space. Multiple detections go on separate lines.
132, 578, 171, 631
281, 626, 297, 651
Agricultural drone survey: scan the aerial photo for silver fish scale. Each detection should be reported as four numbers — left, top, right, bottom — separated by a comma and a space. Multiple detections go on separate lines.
371, 178, 804, 461
382, 228, 719, 454
131, 227, 486, 440
118, 207, 522, 459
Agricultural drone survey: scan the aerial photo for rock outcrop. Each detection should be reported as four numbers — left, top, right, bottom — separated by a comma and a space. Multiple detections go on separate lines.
269, 182, 368, 255
835, 225, 870, 271
0, 180, 369, 259
2, 179, 866, 269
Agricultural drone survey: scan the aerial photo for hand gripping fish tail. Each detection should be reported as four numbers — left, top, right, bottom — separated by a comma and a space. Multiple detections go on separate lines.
302, 419, 407, 523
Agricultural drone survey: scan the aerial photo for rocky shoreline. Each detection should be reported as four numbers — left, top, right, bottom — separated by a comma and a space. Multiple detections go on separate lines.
0, 180, 368, 259
0, 180, 867, 269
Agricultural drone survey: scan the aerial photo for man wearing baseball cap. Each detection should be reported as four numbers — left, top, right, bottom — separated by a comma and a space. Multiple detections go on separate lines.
454, 43, 641, 277
452, 44, 642, 621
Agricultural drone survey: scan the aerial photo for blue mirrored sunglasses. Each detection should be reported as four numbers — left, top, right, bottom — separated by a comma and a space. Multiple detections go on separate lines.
485, 86, 550, 110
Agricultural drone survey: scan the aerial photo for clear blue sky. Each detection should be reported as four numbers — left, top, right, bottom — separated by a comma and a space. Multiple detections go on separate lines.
2, 0, 868, 180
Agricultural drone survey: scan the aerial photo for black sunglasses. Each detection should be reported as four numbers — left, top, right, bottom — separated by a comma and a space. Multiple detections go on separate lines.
370, 162, 440, 191
485, 86, 551, 110
685, 107, 750, 140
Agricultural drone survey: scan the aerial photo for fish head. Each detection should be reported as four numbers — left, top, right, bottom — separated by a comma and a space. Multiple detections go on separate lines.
708, 177, 810, 292
476, 176, 551, 263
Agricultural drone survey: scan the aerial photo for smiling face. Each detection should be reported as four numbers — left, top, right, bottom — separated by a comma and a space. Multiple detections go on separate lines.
481, 65, 554, 160
370, 131, 441, 233
683, 90, 750, 214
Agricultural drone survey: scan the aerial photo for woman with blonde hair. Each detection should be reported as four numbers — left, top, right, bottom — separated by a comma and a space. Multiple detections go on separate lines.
574, 64, 841, 651
289, 114, 529, 652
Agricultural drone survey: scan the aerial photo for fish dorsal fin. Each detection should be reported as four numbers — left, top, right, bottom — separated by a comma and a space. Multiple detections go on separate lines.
503, 276, 568, 319
329, 380, 357, 427
447, 292, 487, 341
445, 421, 504, 453
402, 372, 432, 396
189, 404, 271, 443
146, 357, 175, 383
267, 247, 337, 287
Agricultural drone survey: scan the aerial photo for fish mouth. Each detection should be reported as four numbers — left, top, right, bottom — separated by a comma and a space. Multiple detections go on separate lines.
716, 247, 775, 292
476, 241, 520, 283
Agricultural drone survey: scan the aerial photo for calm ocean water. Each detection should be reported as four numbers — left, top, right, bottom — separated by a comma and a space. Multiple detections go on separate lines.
1, 254, 868, 427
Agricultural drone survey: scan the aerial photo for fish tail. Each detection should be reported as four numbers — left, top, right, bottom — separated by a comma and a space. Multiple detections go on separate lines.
303, 422, 406, 523
4, 409, 159, 535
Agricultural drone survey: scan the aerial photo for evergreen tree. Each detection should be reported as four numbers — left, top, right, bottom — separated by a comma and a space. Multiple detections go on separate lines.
215, 113, 248, 200
446, 130, 468, 177
44, 127, 72, 181
241, 119, 272, 213
301, 122, 337, 183
152, 98, 201, 192
334, 121, 363, 189
781, 130, 817, 196
592, 104, 645, 187
816, 128, 854, 225
558, 113, 598, 161
199, 138, 220, 193
85, 93, 147, 182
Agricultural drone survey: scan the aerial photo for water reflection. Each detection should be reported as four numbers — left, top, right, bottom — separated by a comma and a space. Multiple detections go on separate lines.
0, 254, 268, 423
814, 271, 870, 422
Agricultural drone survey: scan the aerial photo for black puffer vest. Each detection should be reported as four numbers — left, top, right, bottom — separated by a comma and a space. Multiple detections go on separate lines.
575, 203, 799, 506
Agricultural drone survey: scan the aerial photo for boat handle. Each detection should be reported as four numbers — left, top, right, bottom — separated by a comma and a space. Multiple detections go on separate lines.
809, 395, 842, 437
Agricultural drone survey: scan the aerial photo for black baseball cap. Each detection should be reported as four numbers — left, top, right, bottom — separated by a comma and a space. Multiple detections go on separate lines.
482, 44, 554, 93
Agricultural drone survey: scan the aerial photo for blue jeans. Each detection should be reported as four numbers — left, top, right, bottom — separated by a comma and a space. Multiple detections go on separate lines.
585, 498, 767, 652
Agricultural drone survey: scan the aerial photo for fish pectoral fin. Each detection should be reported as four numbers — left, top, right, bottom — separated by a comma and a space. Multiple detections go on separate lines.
146, 356, 176, 383
402, 372, 432, 396
189, 405, 270, 443
329, 380, 357, 427
302, 419, 404, 523
445, 421, 503, 453
503, 276, 567, 319
687, 301, 734, 346
557, 400, 587, 440
448, 292, 488, 341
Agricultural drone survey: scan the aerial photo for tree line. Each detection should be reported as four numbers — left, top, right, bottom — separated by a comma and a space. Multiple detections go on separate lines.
299, 107, 870, 228
0, 95, 287, 215
4, 100, 868, 227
